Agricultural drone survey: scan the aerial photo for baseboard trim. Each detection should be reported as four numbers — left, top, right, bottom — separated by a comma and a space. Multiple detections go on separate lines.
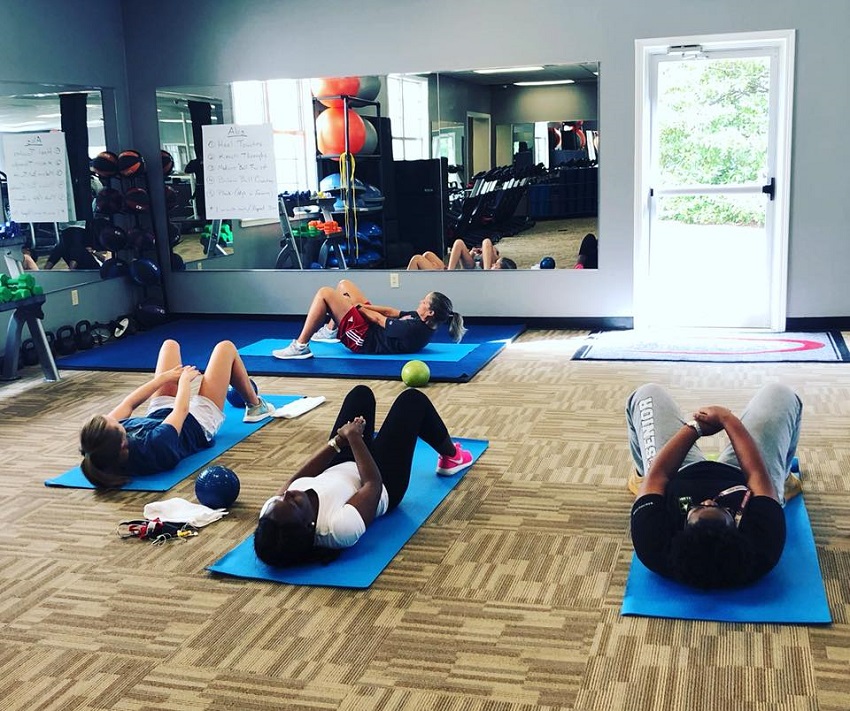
786, 317, 850, 331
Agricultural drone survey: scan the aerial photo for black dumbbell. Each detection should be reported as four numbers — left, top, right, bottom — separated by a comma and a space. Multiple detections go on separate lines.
74, 320, 95, 350
55, 325, 78, 356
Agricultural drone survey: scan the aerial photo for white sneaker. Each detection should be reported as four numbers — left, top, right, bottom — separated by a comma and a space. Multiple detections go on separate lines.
311, 324, 339, 343
272, 340, 313, 359
244, 397, 275, 423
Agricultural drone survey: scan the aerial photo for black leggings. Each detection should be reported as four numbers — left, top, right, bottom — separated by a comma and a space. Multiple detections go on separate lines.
327, 385, 451, 510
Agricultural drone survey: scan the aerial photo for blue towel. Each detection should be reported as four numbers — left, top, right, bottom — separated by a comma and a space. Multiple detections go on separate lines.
45, 395, 304, 491
621, 496, 831, 624
207, 437, 489, 588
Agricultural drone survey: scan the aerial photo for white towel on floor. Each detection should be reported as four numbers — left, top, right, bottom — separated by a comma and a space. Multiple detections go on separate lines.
272, 395, 326, 419
143, 498, 228, 527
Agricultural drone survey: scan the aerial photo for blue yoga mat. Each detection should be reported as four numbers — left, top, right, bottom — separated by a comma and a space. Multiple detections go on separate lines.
207, 436, 489, 588
621, 496, 831, 624
45, 395, 304, 491
239, 338, 477, 361
55, 318, 524, 383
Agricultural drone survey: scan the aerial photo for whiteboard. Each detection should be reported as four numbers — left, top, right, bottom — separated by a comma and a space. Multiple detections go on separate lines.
202, 123, 278, 220
2, 132, 74, 223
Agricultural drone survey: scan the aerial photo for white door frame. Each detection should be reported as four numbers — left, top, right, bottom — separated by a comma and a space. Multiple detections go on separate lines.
634, 30, 795, 331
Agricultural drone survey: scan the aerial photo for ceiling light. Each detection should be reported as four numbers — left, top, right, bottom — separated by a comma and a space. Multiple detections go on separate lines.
514, 79, 576, 87
473, 66, 544, 74
36, 113, 62, 118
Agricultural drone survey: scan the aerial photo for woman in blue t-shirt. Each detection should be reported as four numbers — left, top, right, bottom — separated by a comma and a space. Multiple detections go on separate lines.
272, 278, 466, 360
79, 339, 275, 488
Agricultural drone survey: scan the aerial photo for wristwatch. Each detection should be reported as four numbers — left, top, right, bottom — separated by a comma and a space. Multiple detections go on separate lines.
686, 419, 703, 437
328, 436, 342, 453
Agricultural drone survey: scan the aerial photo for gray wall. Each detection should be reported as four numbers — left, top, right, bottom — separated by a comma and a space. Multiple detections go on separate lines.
433, 75, 493, 125
118, 0, 849, 321
5, 0, 849, 331
0, 0, 135, 356
490, 84, 598, 125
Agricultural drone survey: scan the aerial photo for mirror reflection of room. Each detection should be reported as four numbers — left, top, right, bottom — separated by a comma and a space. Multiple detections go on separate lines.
422, 64, 600, 270
156, 62, 598, 272
0, 85, 108, 273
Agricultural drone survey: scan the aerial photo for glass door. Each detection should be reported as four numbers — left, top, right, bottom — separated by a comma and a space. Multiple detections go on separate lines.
639, 39, 792, 330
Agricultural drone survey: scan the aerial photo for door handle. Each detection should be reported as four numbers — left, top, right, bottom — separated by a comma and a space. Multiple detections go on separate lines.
762, 177, 775, 200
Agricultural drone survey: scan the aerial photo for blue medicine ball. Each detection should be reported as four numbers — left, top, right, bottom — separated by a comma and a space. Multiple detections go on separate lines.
226, 379, 258, 408
195, 465, 240, 509
539, 256, 556, 269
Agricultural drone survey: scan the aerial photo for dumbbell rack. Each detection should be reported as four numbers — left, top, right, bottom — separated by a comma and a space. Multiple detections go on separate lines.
0, 235, 59, 382
94, 165, 159, 273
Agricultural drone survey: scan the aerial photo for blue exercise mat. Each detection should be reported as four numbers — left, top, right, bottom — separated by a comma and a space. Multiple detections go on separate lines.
207, 436, 489, 588
44, 395, 304, 491
239, 338, 477, 361
621, 496, 831, 624
55, 318, 524, 383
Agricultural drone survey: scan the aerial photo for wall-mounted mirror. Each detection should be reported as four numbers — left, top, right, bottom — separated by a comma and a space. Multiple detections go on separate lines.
0, 81, 118, 286
155, 61, 598, 273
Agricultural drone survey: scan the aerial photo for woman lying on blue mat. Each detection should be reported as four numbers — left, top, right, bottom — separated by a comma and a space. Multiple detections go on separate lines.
627, 383, 803, 589
272, 278, 465, 360
253, 384, 473, 566
79, 339, 275, 488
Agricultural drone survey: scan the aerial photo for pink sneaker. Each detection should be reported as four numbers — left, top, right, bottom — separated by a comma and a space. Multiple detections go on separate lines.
436, 442, 474, 477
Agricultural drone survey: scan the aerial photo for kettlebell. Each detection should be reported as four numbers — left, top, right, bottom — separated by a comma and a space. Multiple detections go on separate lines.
55, 325, 78, 356
20, 338, 39, 367
74, 320, 95, 350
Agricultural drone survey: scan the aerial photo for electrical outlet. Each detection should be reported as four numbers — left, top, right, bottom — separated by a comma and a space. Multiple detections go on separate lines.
196, 262, 203, 270
389, 272, 399, 288
70, 289, 79, 306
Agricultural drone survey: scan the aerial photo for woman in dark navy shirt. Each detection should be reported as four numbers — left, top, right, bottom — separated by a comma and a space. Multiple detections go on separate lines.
272, 278, 466, 360
79, 339, 274, 488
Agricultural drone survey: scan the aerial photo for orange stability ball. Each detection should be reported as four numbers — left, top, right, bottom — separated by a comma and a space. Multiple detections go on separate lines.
311, 76, 361, 108
316, 108, 366, 156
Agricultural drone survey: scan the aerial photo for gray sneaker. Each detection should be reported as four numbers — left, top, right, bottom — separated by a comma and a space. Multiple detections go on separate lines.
272, 340, 313, 360
311, 324, 339, 343
244, 397, 275, 423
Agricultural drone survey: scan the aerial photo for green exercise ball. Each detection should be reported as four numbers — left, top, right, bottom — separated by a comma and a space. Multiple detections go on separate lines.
401, 360, 430, 388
